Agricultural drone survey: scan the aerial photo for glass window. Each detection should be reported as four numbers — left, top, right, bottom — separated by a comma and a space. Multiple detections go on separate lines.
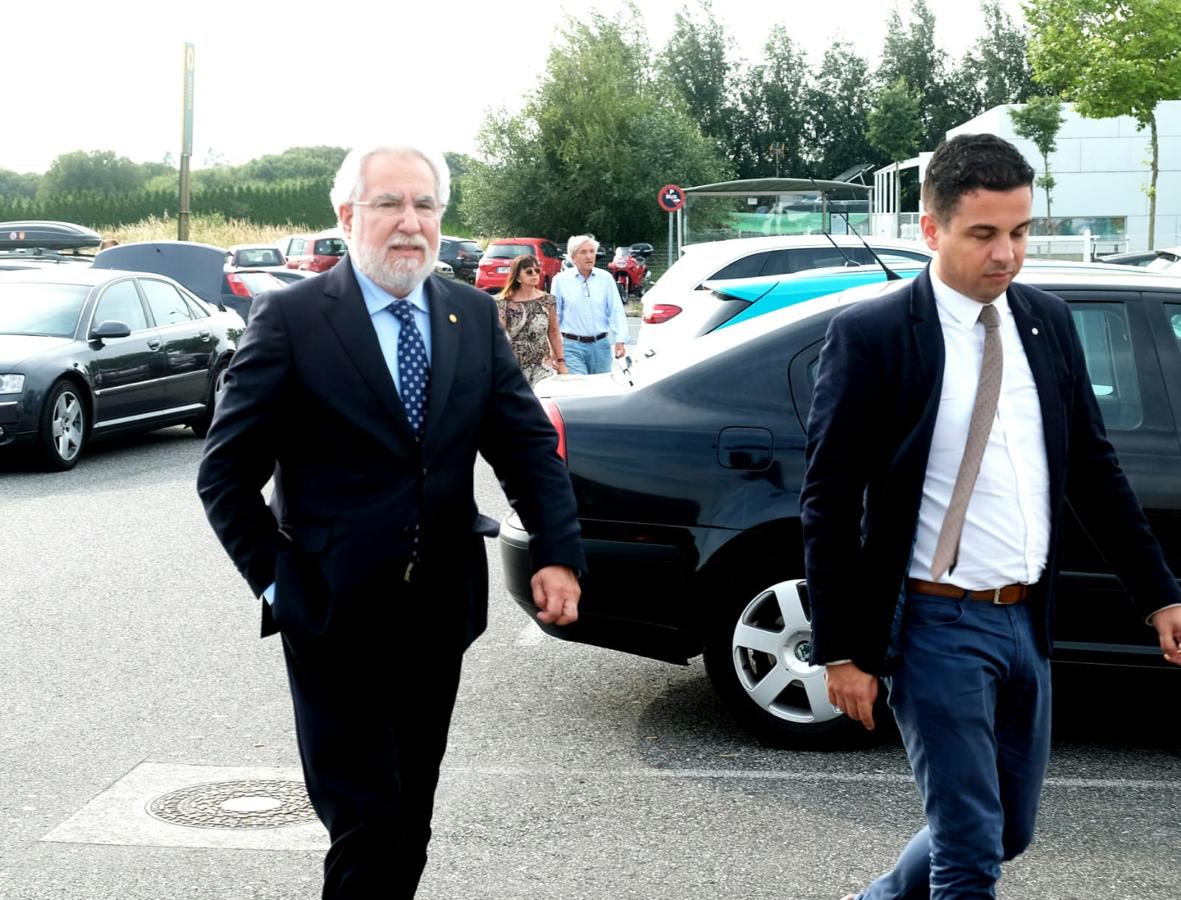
711, 251, 772, 280
1164, 303, 1181, 349
289, 238, 307, 256
1070, 303, 1142, 430
487, 243, 531, 259
141, 279, 194, 326
94, 280, 148, 332
542, 241, 560, 258
0, 283, 88, 337
314, 238, 346, 256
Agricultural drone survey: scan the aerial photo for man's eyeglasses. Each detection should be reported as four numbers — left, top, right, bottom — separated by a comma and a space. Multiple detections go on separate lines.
352, 194, 442, 220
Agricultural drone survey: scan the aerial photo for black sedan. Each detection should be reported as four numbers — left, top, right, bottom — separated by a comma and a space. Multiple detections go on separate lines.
500, 266, 1181, 746
0, 268, 243, 470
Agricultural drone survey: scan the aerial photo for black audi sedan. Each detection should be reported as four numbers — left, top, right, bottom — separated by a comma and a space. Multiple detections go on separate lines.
499, 265, 1181, 746
0, 268, 243, 470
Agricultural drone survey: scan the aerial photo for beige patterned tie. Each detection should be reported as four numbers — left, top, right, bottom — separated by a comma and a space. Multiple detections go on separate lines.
930, 302, 1003, 580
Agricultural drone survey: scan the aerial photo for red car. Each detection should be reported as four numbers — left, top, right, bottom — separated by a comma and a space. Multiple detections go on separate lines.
475, 238, 564, 293
285, 230, 347, 273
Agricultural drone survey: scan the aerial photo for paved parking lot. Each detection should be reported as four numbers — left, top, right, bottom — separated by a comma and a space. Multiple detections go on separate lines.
1, 429, 1178, 899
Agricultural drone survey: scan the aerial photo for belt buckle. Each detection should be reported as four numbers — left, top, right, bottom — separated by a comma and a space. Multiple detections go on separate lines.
991, 586, 1005, 605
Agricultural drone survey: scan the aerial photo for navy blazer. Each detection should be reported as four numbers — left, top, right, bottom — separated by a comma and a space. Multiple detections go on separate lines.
197, 257, 585, 644
800, 266, 1180, 674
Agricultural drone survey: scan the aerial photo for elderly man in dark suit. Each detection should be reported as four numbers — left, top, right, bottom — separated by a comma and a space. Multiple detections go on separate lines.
801, 134, 1181, 899
197, 139, 584, 899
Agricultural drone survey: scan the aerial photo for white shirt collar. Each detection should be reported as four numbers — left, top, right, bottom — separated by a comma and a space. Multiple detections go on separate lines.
351, 259, 429, 317
928, 265, 1010, 329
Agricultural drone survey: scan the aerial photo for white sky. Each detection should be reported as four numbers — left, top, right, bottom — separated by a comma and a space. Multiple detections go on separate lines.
1, 0, 1026, 175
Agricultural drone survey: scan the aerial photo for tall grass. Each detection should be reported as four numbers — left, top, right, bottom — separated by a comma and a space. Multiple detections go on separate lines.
106, 214, 306, 248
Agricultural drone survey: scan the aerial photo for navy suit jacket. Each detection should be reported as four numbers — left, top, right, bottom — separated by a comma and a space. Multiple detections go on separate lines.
197, 257, 585, 644
800, 266, 1180, 675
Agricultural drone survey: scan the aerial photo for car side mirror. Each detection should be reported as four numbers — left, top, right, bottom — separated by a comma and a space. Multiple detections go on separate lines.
91, 320, 132, 341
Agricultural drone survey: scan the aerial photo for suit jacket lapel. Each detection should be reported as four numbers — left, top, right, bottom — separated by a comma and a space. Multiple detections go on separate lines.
423, 275, 460, 450
909, 267, 945, 390
321, 256, 418, 448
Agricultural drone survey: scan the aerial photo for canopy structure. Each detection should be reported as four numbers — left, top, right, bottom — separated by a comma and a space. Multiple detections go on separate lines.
676, 178, 873, 249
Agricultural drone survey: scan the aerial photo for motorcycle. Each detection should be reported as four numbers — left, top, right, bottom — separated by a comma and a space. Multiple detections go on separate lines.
608, 245, 650, 301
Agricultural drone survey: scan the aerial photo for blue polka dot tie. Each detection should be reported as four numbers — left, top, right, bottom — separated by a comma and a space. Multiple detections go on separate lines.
387, 300, 431, 439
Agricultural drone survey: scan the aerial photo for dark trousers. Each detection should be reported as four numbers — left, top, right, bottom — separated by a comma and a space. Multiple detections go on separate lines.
862, 592, 1052, 900
281, 585, 466, 900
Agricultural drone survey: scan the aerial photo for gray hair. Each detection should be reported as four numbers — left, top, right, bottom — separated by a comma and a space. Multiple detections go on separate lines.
330, 139, 451, 218
566, 234, 598, 260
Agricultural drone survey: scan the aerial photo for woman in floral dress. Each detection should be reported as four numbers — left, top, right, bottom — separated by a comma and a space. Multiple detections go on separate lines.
495, 254, 567, 385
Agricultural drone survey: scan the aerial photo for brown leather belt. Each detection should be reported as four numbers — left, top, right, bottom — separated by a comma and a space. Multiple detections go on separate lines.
907, 578, 1031, 606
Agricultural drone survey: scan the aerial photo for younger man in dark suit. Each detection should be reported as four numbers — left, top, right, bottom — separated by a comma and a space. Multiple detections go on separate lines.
801, 134, 1181, 898
198, 139, 584, 898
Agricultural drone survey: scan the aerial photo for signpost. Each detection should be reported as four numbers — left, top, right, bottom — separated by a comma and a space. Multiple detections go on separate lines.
657, 184, 685, 269
179, 43, 195, 241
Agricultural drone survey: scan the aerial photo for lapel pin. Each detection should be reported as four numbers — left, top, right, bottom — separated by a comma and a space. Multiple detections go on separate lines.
1031, 327, 1039, 335
449, 313, 458, 323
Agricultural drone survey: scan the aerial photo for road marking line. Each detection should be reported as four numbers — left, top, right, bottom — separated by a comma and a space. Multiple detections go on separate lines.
443, 765, 1178, 791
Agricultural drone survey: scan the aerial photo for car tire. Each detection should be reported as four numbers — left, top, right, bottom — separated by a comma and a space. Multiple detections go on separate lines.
37, 379, 86, 471
189, 361, 228, 439
703, 577, 878, 746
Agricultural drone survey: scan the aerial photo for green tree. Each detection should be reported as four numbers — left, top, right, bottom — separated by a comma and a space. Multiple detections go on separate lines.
974, 0, 1039, 108
1008, 94, 1065, 228
462, 9, 729, 242
878, 0, 957, 148
240, 146, 348, 183
0, 169, 40, 201
806, 41, 877, 179
868, 78, 921, 236
730, 26, 810, 178
659, 0, 736, 150
38, 150, 146, 197
1026, 0, 1181, 249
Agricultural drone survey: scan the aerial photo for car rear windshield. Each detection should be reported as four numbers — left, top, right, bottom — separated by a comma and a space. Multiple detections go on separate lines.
486, 243, 532, 259
459, 241, 482, 254
314, 238, 346, 256
237, 248, 285, 267
0, 283, 88, 336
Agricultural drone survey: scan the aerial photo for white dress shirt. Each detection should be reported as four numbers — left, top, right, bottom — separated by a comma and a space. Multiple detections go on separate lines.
909, 269, 1051, 590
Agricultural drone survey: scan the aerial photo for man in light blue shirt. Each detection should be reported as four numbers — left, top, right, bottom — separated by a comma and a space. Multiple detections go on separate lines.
551, 233, 628, 374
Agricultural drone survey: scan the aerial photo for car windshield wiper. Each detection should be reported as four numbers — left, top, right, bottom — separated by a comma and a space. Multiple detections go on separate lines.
808, 174, 902, 281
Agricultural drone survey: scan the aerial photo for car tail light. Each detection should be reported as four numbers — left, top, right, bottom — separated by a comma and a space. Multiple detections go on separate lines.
225, 273, 252, 297
541, 398, 566, 461
643, 304, 682, 324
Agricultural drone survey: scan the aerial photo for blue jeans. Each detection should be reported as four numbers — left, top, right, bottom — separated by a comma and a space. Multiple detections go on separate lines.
862, 592, 1052, 900
563, 336, 613, 375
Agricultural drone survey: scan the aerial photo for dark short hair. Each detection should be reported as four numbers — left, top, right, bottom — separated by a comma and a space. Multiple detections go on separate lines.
922, 134, 1035, 223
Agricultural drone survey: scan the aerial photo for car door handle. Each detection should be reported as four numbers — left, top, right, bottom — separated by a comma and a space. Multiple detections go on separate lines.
199, 330, 211, 341
717, 427, 774, 470
146, 339, 162, 350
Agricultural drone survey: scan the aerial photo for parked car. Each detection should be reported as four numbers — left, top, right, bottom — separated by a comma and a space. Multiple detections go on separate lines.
437, 236, 482, 283
636, 235, 932, 361
475, 238, 563, 293
94, 241, 285, 323
0, 268, 242, 470
226, 243, 288, 271
284, 230, 347, 273
0, 220, 102, 270
499, 266, 1181, 746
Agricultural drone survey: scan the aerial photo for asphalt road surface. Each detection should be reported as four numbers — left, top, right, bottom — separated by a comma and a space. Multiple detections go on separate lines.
1, 428, 1178, 899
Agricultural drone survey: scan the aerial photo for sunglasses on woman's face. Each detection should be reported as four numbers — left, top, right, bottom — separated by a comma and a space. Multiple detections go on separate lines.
521, 267, 539, 274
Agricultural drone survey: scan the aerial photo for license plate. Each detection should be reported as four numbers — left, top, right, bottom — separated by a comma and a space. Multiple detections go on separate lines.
496, 265, 509, 274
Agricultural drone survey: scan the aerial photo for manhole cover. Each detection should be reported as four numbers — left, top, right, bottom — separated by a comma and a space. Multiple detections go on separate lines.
147, 779, 316, 829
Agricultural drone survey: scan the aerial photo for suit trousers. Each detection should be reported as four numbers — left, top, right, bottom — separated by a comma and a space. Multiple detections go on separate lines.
281, 581, 467, 900
862, 592, 1052, 900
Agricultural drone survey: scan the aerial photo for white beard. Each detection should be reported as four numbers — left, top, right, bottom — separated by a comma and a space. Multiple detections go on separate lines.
352, 232, 437, 297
